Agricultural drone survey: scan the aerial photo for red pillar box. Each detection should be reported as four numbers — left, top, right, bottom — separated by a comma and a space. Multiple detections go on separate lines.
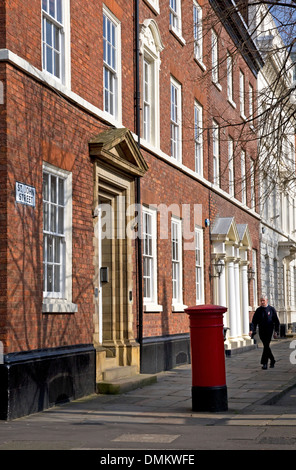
185, 305, 228, 412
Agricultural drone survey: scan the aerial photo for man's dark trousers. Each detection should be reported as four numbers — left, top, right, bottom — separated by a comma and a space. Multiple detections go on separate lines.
260, 332, 275, 365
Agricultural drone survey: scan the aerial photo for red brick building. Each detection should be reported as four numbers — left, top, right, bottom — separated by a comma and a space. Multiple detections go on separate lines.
0, 0, 263, 419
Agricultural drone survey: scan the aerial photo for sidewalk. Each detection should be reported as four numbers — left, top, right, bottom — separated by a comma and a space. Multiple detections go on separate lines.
1, 338, 296, 450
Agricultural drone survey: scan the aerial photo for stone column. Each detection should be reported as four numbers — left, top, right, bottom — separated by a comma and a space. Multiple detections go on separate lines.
234, 258, 241, 338
218, 258, 226, 308
227, 257, 237, 339
241, 260, 250, 337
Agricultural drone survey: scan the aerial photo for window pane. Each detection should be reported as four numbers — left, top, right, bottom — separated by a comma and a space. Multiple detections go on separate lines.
42, 0, 48, 12
49, 0, 55, 17
54, 265, 60, 292
51, 175, 57, 203
54, 237, 60, 263
58, 207, 64, 234
46, 46, 53, 74
58, 178, 64, 205
47, 235, 53, 262
46, 19, 52, 46
42, 4, 64, 80
54, 51, 60, 78
43, 264, 46, 291
43, 203, 49, 231
56, 0, 62, 23
50, 205, 57, 232
54, 27, 60, 51
47, 264, 53, 292
43, 171, 66, 297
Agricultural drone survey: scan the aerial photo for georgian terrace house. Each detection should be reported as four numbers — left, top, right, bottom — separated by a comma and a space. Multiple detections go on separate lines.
0, 0, 265, 419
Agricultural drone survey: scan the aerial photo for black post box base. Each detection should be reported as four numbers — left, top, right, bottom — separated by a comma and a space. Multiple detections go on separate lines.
192, 385, 228, 412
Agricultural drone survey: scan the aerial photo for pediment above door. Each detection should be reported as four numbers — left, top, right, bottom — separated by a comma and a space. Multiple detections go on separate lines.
89, 128, 149, 177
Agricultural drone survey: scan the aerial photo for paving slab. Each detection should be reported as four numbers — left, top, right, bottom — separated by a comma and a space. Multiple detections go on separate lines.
1, 338, 296, 451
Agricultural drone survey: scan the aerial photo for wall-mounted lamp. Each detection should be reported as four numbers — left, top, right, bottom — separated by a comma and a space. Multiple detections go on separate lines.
210, 259, 224, 278
248, 267, 255, 281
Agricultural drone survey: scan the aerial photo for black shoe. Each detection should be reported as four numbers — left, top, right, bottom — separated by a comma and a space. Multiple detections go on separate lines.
262, 364, 267, 370
270, 361, 275, 368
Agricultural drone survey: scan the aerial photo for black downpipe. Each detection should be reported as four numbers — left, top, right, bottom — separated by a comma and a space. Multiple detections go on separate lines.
135, 0, 144, 372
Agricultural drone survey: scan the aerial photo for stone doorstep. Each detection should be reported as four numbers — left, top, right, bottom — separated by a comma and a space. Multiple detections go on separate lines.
103, 364, 138, 382
96, 373, 157, 395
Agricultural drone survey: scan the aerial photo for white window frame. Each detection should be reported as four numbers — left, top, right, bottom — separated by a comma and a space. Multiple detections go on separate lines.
42, 162, 77, 313
250, 159, 255, 209
193, 2, 203, 65
194, 101, 203, 176
143, 58, 151, 143
227, 51, 235, 105
240, 70, 246, 119
143, 206, 162, 312
241, 149, 246, 205
144, 0, 160, 15
170, 0, 182, 37
42, 0, 71, 87
140, 20, 163, 148
228, 137, 234, 196
213, 120, 219, 186
170, 77, 182, 162
249, 83, 254, 127
171, 217, 183, 309
211, 29, 220, 89
195, 226, 204, 304
103, 7, 122, 123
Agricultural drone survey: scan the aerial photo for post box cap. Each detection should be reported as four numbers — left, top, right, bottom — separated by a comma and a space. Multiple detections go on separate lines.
185, 304, 227, 315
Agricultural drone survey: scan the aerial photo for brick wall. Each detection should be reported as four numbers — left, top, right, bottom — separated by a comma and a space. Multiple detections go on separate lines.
1, 0, 262, 353
4, 64, 107, 352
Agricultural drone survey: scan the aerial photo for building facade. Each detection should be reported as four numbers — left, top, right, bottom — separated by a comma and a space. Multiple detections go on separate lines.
0, 0, 291, 419
248, 3, 296, 335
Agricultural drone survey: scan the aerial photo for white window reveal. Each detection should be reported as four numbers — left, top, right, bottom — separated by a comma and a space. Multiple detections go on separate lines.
42, 0, 63, 79
172, 217, 184, 310
227, 51, 234, 104
211, 29, 219, 86
194, 101, 203, 176
103, 8, 122, 122
42, 0, 70, 87
228, 137, 234, 197
213, 120, 220, 186
241, 149, 246, 205
240, 70, 246, 119
195, 227, 204, 304
140, 19, 164, 148
193, 2, 203, 65
170, 0, 182, 36
170, 77, 182, 162
250, 159, 255, 209
42, 163, 76, 313
143, 206, 162, 312
143, 59, 151, 142
144, 0, 160, 15
43, 171, 66, 297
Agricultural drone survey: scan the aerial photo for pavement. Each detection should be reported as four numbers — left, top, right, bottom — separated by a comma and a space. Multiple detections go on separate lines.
1, 338, 296, 453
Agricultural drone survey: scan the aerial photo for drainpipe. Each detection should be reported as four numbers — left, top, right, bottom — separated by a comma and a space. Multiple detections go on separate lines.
135, 0, 144, 372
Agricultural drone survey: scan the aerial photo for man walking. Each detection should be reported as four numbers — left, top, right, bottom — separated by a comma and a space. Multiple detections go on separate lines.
249, 295, 280, 370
